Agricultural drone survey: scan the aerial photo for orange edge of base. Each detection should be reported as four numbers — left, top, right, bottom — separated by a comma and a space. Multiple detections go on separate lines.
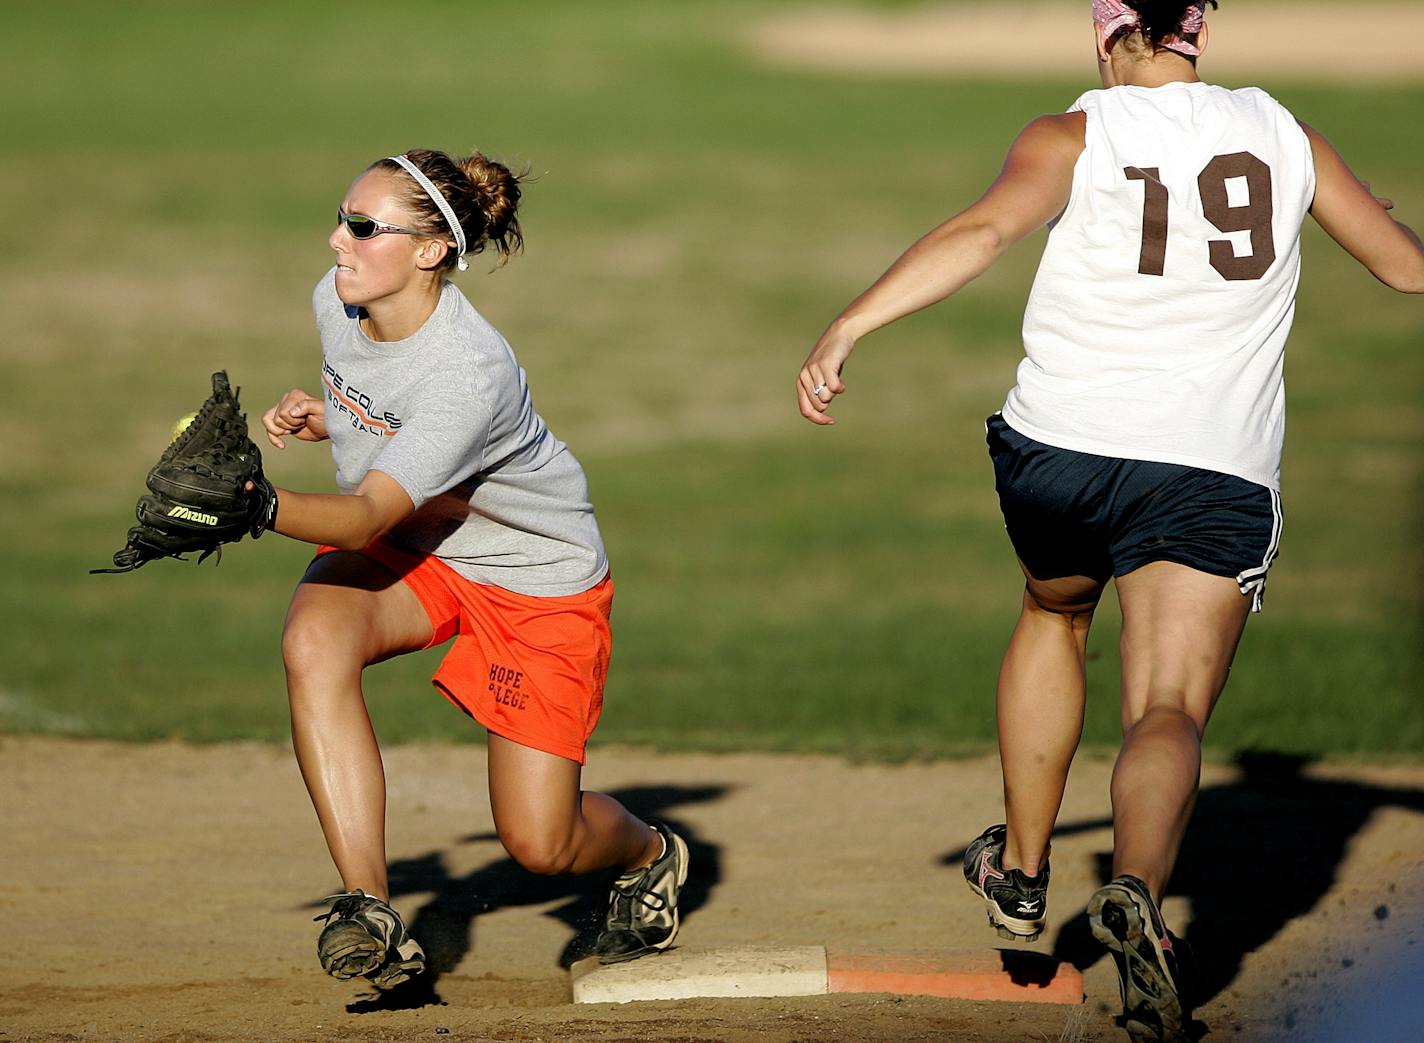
826, 953, 1084, 1005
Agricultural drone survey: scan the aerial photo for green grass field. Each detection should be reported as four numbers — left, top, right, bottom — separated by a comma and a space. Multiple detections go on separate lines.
2, 1, 1420, 758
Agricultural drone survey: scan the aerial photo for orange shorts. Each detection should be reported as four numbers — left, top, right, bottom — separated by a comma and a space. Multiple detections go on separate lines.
317, 541, 613, 764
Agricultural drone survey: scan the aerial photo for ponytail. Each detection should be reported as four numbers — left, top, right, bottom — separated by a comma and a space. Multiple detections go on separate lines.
1123, 0, 1217, 53
455, 152, 525, 265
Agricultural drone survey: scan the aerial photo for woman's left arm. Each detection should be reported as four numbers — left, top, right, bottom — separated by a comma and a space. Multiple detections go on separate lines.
1300, 121, 1424, 293
798, 112, 1085, 425
268, 470, 415, 550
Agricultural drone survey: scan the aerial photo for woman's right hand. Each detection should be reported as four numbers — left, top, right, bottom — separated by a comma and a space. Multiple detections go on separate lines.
797, 323, 854, 426
262, 389, 328, 448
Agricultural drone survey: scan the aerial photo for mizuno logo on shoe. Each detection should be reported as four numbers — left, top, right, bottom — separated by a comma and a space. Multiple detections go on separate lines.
1017, 901, 1041, 913
168, 506, 218, 525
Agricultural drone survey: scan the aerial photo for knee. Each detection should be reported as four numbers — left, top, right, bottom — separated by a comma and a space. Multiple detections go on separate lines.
498, 824, 578, 877
281, 611, 327, 680
282, 609, 361, 687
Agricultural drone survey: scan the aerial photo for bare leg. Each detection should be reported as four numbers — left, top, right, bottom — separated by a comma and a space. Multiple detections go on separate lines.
486, 732, 660, 876
282, 552, 434, 901
1111, 561, 1251, 898
997, 565, 1106, 875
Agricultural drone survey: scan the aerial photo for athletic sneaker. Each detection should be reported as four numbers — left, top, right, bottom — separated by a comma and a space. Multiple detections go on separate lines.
313, 889, 426, 988
962, 823, 1050, 942
595, 823, 690, 964
1088, 875, 1189, 1043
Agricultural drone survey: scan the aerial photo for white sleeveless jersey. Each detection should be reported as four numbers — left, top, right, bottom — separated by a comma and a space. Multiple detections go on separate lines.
1002, 82, 1315, 490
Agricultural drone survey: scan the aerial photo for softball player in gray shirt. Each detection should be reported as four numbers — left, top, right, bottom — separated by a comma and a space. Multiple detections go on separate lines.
259, 148, 689, 988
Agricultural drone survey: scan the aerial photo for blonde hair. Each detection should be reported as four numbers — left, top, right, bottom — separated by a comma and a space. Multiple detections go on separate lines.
373, 148, 526, 270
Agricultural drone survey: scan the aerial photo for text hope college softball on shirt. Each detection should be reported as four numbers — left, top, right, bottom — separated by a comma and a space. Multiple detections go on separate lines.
320, 359, 404, 438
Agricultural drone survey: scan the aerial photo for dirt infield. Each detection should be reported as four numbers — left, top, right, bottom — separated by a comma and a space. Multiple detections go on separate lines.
748, 2, 1424, 83
4, 737, 1422, 1042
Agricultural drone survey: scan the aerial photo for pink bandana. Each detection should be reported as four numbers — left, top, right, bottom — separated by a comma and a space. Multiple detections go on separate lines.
1092, 0, 1207, 57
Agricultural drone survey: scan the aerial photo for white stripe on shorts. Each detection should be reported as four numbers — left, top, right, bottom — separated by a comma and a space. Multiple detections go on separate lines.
1235, 489, 1283, 613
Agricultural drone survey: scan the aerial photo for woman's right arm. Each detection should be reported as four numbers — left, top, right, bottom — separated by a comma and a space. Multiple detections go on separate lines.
797, 112, 1085, 425
1301, 122, 1424, 293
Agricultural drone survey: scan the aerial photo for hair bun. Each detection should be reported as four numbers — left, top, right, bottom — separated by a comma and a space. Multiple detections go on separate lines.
456, 152, 525, 262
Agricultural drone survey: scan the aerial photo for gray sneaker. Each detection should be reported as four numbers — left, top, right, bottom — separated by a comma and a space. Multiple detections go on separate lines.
314, 889, 426, 988
595, 823, 690, 964
1088, 876, 1190, 1043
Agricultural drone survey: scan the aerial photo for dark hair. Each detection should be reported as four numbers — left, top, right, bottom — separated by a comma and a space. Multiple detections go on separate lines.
1122, 0, 1218, 54
371, 148, 526, 271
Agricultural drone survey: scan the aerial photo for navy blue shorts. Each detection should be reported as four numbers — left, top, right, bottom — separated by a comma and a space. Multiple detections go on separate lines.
986, 414, 1282, 610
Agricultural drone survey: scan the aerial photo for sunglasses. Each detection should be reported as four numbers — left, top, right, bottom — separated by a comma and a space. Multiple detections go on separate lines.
336, 208, 425, 240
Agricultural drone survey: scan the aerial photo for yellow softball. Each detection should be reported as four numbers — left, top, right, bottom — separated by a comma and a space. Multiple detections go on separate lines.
170, 412, 198, 442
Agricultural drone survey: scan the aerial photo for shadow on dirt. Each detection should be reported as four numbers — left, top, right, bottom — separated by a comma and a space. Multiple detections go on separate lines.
331, 782, 727, 1013
944, 749, 1424, 1034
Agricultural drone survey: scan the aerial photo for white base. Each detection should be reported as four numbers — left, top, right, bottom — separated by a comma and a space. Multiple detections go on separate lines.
570, 945, 829, 1004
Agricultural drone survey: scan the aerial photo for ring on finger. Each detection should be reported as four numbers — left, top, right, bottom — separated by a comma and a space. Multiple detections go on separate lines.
812, 384, 826, 396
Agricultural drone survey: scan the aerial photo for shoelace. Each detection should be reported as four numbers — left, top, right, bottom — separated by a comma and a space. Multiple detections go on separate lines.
313, 891, 374, 924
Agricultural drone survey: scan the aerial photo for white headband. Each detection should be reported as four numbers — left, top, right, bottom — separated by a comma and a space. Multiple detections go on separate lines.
387, 154, 468, 271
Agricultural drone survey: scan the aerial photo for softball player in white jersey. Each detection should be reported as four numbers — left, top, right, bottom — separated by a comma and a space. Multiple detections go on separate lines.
797, 2, 1423, 1039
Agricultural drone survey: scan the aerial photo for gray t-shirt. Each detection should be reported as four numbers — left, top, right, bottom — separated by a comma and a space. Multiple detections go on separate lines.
312, 268, 608, 596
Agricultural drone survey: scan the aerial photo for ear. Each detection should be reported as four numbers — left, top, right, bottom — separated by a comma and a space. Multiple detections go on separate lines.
1094, 25, 1116, 86
1095, 25, 1113, 64
414, 237, 450, 272
1194, 18, 1209, 57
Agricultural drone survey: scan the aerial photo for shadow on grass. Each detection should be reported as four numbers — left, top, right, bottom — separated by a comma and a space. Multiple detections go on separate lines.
946, 750, 1424, 1036
332, 783, 727, 1013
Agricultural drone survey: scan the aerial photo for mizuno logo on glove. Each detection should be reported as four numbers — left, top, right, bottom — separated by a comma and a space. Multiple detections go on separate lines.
167, 506, 219, 526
